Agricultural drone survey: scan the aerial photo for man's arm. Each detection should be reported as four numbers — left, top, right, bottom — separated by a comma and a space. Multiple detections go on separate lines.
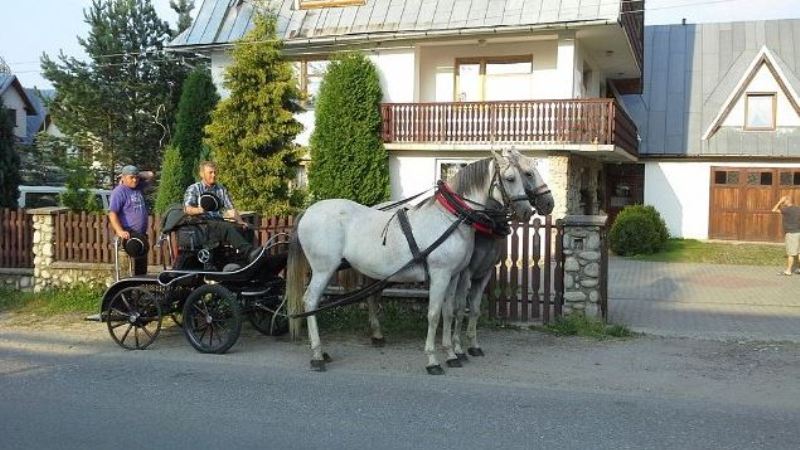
220, 187, 247, 225
772, 196, 787, 212
108, 211, 129, 240
183, 184, 205, 216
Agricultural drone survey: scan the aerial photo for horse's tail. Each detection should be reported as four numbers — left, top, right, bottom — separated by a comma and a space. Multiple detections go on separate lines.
286, 216, 308, 339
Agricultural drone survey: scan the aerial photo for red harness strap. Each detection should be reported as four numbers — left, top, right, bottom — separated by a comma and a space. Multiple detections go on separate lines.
435, 183, 494, 235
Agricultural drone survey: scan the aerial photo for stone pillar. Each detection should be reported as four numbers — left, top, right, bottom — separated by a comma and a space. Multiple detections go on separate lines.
562, 214, 608, 318
29, 207, 68, 293
548, 155, 570, 219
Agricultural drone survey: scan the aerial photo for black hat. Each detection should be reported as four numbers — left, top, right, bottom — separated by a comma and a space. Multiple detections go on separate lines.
199, 192, 221, 212
123, 232, 149, 259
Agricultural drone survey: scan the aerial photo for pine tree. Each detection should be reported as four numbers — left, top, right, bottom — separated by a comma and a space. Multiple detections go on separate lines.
41, 0, 187, 183
0, 97, 21, 208
169, 0, 195, 34
171, 66, 218, 187
205, 13, 303, 215
154, 144, 184, 213
308, 52, 389, 205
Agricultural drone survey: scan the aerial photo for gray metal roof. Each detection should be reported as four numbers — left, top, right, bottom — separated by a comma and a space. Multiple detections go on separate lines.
621, 19, 800, 158
169, 0, 624, 48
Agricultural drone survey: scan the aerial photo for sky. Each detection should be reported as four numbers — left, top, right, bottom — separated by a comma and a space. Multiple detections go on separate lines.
1, 0, 800, 89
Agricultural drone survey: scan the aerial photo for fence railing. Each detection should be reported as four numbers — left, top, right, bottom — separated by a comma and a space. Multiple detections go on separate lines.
381, 99, 639, 156
486, 216, 564, 323
0, 208, 34, 269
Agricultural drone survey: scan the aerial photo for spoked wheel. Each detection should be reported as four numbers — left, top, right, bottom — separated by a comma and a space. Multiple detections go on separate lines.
106, 287, 162, 350
182, 284, 242, 354
249, 301, 289, 336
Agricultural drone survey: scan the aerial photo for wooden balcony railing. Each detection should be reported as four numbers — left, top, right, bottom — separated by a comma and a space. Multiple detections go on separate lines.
381, 99, 638, 156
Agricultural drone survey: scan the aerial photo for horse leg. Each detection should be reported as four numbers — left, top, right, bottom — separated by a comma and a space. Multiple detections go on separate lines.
304, 269, 337, 371
452, 270, 472, 362
442, 274, 462, 368
466, 272, 492, 357
424, 271, 452, 375
367, 291, 385, 347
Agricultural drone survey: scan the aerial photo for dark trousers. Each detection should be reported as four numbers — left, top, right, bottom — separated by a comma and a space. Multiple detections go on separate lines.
132, 255, 148, 276
204, 220, 254, 253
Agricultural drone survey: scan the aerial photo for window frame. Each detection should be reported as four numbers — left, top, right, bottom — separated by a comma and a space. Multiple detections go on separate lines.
293, 58, 330, 108
454, 55, 533, 102
743, 92, 777, 131
436, 158, 475, 183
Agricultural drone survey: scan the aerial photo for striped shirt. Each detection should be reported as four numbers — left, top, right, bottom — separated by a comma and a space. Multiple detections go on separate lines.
183, 182, 234, 219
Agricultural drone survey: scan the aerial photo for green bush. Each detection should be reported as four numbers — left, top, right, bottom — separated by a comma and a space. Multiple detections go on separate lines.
609, 204, 669, 256
154, 145, 185, 213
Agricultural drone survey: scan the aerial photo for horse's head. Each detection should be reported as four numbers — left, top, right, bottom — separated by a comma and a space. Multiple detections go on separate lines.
488, 149, 536, 222
508, 149, 555, 216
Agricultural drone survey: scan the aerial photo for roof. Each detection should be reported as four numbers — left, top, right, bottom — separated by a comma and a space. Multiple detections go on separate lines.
620, 19, 800, 158
169, 0, 624, 49
24, 88, 54, 144
0, 74, 37, 114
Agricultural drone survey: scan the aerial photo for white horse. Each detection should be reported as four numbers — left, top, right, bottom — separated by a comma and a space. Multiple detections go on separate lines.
286, 149, 534, 374
451, 154, 555, 361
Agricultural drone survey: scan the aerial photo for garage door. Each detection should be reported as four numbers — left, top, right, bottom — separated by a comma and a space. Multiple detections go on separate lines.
709, 167, 800, 242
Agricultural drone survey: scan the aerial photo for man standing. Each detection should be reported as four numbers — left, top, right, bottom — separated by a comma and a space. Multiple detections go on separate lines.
108, 165, 154, 276
772, 195, 800, 275
183, 161, 258, 261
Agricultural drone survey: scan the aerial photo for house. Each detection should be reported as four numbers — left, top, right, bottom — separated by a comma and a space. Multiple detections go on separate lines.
620, 19, 800, 242
168, 0, 644, 218
0, 73, 38, 144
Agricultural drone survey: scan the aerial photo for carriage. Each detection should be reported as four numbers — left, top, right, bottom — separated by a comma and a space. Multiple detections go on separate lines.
100, 204, 290, 354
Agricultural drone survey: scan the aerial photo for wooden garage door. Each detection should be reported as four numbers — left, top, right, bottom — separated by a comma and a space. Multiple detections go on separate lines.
709, 167, 800, 242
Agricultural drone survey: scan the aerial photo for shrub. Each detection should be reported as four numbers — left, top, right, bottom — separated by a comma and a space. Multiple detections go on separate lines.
609, 204, 669, 256
172, 67, 218, 187
154, 144, 184, 213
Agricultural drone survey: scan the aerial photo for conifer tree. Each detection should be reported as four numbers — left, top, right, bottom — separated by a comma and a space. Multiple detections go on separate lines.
308, 52, 389, 205
171, 66, 218, 187
0, 97, 21, 208
41, 0, 187, 182
169, 0, 194, 34
154, 145, 184, 213
205, 13, 303, 215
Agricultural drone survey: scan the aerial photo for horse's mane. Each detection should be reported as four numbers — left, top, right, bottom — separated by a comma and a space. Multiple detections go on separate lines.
450, 158, 492, 195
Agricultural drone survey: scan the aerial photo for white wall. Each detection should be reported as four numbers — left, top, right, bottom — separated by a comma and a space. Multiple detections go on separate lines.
1, 88, 28, 140
645, 160, 800, 239
721, 63, 800, 127
417, 39, 559, 102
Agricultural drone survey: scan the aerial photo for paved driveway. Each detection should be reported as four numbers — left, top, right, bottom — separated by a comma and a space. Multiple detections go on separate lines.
608, 257, 800, 342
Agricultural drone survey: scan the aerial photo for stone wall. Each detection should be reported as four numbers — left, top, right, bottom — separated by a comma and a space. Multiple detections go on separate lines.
562, 214, 607, 317
0, 268, 34, 291
546, 154, 604, 218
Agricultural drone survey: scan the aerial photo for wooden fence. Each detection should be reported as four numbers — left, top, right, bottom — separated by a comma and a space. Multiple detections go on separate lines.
0, 208, 34, 269
486, 216, 564, 323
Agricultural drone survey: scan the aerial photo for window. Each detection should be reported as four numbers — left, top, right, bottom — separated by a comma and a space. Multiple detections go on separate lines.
438, 160, 471, 183
455, 56, 532, 101
714, 170, 740, 185
744, 93, 776, 130
293, 59, 330, 108
5, 108, 16, 126
747, 171, 773, 185
779, 171, 800, 186
295, 0, 365, 10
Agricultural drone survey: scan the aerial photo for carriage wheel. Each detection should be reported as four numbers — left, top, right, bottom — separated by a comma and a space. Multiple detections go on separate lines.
182, 284, 242, 354
249, 302, 289, 336
106, 287, 162, 350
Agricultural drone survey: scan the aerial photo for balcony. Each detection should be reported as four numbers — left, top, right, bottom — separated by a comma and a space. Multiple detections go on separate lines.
381, 99, 638, 158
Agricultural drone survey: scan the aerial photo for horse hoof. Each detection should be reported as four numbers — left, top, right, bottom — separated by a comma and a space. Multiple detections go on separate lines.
456, 353, 469, 362
426, 364, 445, 375
371, 337, 386, 348
467, 347, 485, 357
310, 359, 326, 372
446, 358, 462, 368
322, 352, 333, 363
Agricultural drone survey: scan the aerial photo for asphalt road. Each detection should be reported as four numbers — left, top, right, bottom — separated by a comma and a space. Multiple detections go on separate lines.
1, 326, 799, 450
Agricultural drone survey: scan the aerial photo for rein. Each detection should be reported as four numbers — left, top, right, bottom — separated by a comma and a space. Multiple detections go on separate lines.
435, 181, 511, 237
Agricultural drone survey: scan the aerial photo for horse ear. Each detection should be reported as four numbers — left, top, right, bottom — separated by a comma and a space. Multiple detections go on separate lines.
489, 149, 506, 169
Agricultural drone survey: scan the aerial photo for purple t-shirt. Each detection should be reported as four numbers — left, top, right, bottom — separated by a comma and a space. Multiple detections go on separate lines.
109, 183, 148, 234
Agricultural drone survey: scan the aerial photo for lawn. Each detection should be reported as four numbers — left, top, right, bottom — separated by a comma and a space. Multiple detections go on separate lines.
628, 238, 785, 266
0, 284, 104, 316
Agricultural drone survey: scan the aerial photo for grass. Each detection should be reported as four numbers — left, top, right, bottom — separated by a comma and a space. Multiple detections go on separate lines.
0, 284, 104, 317
628, 238, 784, 266
539, 314, 633, 339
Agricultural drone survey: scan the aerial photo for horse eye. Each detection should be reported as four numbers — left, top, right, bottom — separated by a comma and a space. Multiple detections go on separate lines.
525, 171, 533, 177
505, 175, 515, 182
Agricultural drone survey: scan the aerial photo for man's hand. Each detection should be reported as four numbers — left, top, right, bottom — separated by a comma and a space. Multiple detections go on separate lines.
116, 230, 130, 240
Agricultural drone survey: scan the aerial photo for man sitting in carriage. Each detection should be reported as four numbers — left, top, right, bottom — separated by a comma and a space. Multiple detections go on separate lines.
174, 160, 261, 269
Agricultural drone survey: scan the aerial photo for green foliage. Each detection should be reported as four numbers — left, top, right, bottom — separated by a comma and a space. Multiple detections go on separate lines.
609, 204, 670, 256
205, 13, 303, 215
0, 97, 21, 207
41, 0, 187, 182
631, 238, 785, 266
169, 0, 194, 34
154, 145, 184, 213
308, 52, 389, 205
172, 67, 218, 187
0, 283, 104, 315
61, 158, 103, 212
543, 314, 633, 339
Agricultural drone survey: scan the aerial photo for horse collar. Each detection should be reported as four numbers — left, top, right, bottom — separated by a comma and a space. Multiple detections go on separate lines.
435, 181, 509, 237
